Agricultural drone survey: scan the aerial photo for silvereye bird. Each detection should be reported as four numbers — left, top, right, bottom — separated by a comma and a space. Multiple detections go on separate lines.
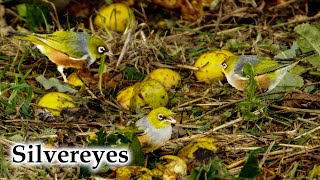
11, 31, 108, 82
135, 107, 176, 153
221, 55, 298, 92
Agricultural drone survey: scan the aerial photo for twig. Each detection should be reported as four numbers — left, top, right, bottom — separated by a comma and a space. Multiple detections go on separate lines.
271, 105, 320, 114
225, 146, 261, 151
176, 64, 199, 70
296, 117, 319, 126
211, 118, 243, 132
268, 0, 298, 10
173, 118, 243, 143
43, 0, 62, 30
226, 158, 245, 169
278, 143, 315, 148
294, 125, 320, 139
178, 92, 209, 108
211, 2, 223, 40
116, 29, 132, 68
259, 141, 275, 168
196, 102, 232, 106
272, 12, 320, 28
194, 98, 245, 121
281, 146, 320, 160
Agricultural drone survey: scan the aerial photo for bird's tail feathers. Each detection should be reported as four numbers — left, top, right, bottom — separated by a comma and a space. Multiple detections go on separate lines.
298, 50, 317, 58
7, 31, 30, 40
274, 50, 317, 62
7, 31, 46, 45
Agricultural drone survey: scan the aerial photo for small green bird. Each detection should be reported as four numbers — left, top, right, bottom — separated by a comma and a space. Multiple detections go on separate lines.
136, 107, 176, 153
11, 31, 108, 82
221, 55, 300, 92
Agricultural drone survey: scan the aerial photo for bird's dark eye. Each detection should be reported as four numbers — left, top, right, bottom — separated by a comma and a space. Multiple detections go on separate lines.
222, 63, 228, 69
158, 114, 165, 120
97, 46, 106, 54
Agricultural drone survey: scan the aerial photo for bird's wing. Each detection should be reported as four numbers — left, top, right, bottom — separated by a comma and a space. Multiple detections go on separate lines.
11, 32, 47, 46
138, 128, 149, 136
136, 117, 150, 130
253, 59, 290, 76
34, 31, 89, 59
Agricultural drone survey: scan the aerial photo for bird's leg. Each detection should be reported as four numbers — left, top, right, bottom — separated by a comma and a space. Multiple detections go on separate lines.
57, 66, 68, 82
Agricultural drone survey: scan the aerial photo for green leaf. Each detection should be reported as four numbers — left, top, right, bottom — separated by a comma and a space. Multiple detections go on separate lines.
308, 165, 320, 179
16, 3, 50, 31
88, 127, 107, 146
239, 152, 260, 179
192, 107, 202, 117
294, 23, 320, 54
19, 86, 33, 118
290, 65, 308, 75
257, 43, 280, 52
289, 162, 299, 179
89, 128, 144, 166
36, 75, 78, 93
105, 132, 144, 166
0, 56, 13, 81
296, 37, 314, 53
98, 55, 106, 93
307, 55, 320, 71
224, 39, 251, 51
122, 66, 146, 80
8, 134, 24, 142
0, 145, 10, 179
274, 41, 299, 59
273, 72, 304, 91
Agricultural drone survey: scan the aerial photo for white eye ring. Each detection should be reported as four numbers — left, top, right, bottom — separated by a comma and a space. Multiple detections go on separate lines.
98, 46, 106, 54
222, 63, 228, 69
158, 114, 164, 120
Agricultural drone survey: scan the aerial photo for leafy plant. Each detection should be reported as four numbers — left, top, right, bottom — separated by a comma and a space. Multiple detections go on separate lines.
0, 145, 10, 179
236, 63, 263, 121
0, 55, 34, 119
190, 157, 232, 180
190, 152, 261, 180
16, 3, 51, 31
80, 127, 144, 177
122, 66, 146, 81
0, 79, 33, 119
238, 152, 261, 179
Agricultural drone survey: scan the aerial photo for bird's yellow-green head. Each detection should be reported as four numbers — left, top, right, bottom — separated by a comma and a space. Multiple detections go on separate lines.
221, 56, 238, 76
147, 107, 176, 129
87, 35, 108, 61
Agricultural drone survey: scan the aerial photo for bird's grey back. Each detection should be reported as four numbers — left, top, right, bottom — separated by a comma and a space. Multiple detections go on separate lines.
233, 55, 260, 74
73, 32, 88, 54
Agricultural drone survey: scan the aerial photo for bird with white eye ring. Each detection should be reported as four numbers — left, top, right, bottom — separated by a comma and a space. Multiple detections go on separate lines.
135, 107, 176, 153
221, 62, 228, 70
10, 31, 109, 82
98, 46, 106, 54
220, 54, 315, 92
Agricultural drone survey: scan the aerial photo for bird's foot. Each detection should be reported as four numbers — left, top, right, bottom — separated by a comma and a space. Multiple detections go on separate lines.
62, 74, 68, 83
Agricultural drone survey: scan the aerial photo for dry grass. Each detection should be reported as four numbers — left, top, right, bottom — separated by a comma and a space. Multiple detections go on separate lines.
1, 0, 320, 179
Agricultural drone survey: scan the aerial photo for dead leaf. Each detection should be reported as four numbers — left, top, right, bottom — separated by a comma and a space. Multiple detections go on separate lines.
153, 0, 204, 20
177, 137, 217, 171
282, 92, 320, 109
36, 75, 78, 93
